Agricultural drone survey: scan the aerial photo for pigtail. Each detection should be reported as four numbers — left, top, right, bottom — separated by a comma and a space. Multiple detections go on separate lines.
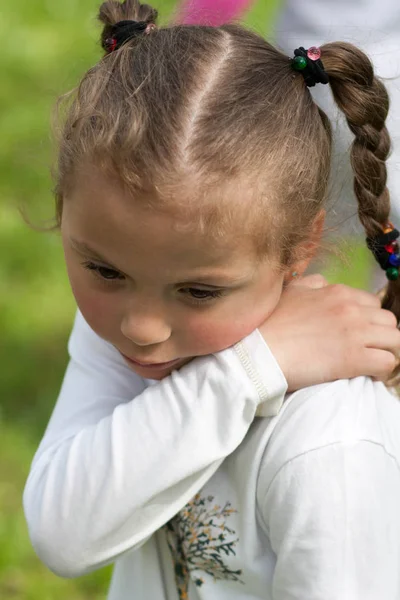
320, 45, 400, 304
99, 0, 158, 26
319, 42, 400, 382
99, 0, 158, 50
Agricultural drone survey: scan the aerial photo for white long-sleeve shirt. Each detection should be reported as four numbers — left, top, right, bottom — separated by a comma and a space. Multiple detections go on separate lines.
24, 311, 400, 599
23, 311, 287, 576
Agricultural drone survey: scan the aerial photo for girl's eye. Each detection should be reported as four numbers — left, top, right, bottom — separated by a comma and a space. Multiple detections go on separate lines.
180, 287, 224, 304
83, 261, 125, 281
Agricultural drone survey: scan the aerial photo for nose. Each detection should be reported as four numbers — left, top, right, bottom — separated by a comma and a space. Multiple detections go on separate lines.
120, 306, 172, 346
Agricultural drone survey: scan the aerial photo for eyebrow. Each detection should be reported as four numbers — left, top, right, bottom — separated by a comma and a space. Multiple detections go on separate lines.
69, 238, 118, 266
69, 237, 250, 286
176, 273, 250, 287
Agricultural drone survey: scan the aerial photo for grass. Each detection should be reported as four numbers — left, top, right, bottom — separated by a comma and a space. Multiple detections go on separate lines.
1, 1, 290, 598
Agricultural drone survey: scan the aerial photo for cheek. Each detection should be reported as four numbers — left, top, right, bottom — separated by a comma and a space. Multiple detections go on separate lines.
74, 287, 110, 335
182, 303, 274, 356
180, 276, 284, 356
66, 261, 120, 340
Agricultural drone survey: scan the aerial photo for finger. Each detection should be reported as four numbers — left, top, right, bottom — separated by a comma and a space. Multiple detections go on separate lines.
357, 348, 398, 380
367, 308, 398, 328
376, 285, 388, 303
290, 273, 328, 289
364, 325, 400, 352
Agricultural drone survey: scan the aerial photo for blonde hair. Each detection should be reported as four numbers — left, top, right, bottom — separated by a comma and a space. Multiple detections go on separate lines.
54, 1, 398, 342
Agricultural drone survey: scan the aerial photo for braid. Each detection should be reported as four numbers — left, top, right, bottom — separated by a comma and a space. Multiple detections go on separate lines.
320, 42, 400, 326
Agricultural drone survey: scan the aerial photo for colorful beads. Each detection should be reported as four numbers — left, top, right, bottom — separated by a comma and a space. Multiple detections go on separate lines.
389, 253, 400, 267
307, 46, 322, 61
145, 23, 157, 34
386, 266, 399, 281
383, 232, 400, 278
386, 228, 400, 277
105, 37, 118, 53
367, 221, 400, 278
385, 242, 397, 253
292, 56, 307, 70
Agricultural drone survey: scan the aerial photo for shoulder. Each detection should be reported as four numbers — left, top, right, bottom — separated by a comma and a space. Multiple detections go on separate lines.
254, 378, 400, 597
257, 377, 400, 503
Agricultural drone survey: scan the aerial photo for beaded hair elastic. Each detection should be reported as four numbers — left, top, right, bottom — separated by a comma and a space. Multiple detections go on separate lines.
291, 46, 330, 87
103, 19, 157, 54
367, 223, 400, 281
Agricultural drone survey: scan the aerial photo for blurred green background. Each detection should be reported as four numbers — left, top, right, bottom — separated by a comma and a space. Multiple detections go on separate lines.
1, 1, 372, 598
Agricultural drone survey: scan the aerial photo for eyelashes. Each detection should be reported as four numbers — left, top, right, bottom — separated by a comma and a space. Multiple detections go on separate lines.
83, 261, 124, 280
178, 287, 224, 305
81, 261, 225, 304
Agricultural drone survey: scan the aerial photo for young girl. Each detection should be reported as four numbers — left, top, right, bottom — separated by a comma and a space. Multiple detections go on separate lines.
24, 1, 400, 598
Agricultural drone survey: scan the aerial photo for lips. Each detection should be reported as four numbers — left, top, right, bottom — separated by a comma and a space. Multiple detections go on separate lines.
121, 354, 182, 370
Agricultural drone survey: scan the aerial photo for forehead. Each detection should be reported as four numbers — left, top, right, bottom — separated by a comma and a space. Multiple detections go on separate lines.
62, 166, 265, 274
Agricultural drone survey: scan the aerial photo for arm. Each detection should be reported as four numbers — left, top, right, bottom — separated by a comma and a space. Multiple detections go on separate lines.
259, 439, 400, 599
23, 310, 286, 578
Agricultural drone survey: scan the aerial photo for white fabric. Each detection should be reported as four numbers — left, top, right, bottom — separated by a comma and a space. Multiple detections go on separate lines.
23, 310, 287, 577
24, 311, 400, 598
108, 378, 400, 600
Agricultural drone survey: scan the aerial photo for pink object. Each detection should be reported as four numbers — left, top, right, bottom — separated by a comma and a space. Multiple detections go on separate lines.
307, 46, 322, 61
145, 23, 157, 34
178, 0, 255, 26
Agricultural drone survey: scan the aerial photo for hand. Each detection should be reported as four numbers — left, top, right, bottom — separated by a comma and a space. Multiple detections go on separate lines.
259, 275, 400, 392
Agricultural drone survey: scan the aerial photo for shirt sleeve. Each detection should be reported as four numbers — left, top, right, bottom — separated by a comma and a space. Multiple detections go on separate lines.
23, 310, 286, 578
260, 440, 400, 600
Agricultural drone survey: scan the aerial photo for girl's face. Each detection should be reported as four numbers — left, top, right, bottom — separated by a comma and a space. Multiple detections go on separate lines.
61, 168, 286, 380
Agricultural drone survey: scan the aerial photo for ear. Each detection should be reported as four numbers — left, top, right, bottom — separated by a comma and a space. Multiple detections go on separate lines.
284, 210, 325, 282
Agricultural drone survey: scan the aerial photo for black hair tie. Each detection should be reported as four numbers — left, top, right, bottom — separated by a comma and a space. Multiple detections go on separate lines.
103, 19, 156, 53
366, 223, 400, 281
291, 46, 329, 87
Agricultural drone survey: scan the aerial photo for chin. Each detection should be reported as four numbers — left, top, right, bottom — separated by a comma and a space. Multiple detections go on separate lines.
145, 372, 171, 381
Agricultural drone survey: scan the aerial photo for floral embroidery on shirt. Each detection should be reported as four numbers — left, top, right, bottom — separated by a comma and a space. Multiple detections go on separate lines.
165, 493, 244, 599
